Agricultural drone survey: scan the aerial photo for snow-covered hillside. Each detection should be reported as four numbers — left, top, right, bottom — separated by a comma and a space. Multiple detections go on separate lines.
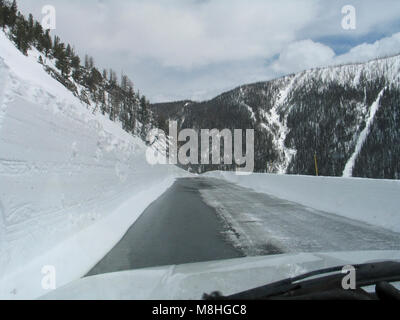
151, 53, 400, 179
276, 55, 400, 176
0, 31, 186, 299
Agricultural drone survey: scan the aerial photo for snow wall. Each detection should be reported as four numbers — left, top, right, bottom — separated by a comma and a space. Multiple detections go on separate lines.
0, 31, 186, 299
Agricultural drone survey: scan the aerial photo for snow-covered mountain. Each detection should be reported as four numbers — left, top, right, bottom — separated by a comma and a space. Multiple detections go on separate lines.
0, 30, 185, 299
151, 54, 400, 179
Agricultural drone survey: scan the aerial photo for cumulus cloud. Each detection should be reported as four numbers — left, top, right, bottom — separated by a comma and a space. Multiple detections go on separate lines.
270, 32, 400, 77
270, 32, 400, 74
335, 32, 400, 64
18, 0, 320, 68
271, 40, 335, 74
92, 0, 318, 68
16, 0, 400, 101
298, 0, 400, 39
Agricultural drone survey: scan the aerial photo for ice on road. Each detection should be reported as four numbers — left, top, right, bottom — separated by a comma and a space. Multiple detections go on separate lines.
199, 177, 400, 255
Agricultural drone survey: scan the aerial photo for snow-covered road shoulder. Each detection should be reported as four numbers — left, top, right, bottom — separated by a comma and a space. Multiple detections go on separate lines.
206, 171, 400, 233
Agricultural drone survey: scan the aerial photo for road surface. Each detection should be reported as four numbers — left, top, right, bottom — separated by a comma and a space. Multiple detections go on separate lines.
87, 177, 244, 276
87, 177, 400, 276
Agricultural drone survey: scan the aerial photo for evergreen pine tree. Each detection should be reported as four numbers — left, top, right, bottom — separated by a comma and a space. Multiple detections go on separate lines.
54, 42, 71, 77
41, 30, 52, 57
8, 0, 17, 27
0, 0, 5, 27
33, 21, 44, 51
11, 14, 30, 54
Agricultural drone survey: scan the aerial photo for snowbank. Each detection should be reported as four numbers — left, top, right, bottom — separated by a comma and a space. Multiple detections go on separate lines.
206, 171, 400, 233
0, 31, 186, 299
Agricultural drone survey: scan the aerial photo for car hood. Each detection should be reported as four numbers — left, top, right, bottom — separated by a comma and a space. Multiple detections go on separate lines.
41, 250, 400, 300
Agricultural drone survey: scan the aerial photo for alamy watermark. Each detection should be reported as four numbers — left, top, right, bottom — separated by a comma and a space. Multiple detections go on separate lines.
341, 265, 356, 290
41, 265, 56, 290
41, 5, 56, 30
341, 5, 356, 30
146, 121, 254, 175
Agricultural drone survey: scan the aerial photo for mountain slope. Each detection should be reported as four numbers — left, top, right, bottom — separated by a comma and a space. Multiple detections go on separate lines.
151, 55, 400, 179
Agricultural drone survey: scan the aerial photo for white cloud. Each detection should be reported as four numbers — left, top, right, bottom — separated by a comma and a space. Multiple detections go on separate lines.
271, 40, 335, 74
18, 0, 319, 68
298, 0, 400, 39
95, 0, 318, 68
270, 32, 400, 81
335, 32, 400, 64
15, 0, 400, 101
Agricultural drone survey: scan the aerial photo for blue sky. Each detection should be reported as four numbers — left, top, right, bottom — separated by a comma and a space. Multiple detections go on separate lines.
17, 0, 400, 102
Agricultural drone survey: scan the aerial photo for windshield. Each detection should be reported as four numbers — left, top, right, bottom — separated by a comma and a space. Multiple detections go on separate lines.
0, 0, 399, 304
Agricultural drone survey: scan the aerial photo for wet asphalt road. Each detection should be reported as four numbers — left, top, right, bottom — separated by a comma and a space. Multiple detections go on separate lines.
87, 177, 400, 276
87, 178, 244, 276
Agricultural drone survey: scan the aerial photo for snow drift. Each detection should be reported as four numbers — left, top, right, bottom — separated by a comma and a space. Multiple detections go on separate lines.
0, 31, 186, 299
